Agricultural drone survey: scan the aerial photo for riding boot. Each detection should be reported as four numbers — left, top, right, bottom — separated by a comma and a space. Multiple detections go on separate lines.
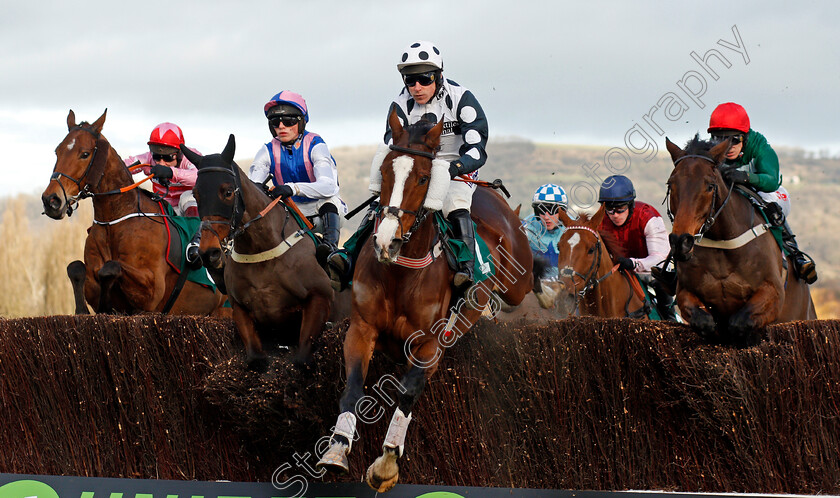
327, 203, 378, 291
448, 209, 476, 291
316, 211, 341, 267
781, 221, 817, 284
651, 264, 677, 296
650, 280, 678, 322
185, 231, 203, 271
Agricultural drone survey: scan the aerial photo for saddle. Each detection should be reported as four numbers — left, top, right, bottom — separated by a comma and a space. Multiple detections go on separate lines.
433, 212, 495, 285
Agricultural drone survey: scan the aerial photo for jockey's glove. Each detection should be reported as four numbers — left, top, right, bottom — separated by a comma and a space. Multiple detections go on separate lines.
150, 164, 173, 183
449, 161, 462, 179
269, 184, 294, 200
721, 166, 750, 185
616, 257, 636, 272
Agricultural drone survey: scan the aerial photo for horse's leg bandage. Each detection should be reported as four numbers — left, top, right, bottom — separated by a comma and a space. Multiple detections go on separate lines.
332, 411, 357, 451
383, 408, 412, 457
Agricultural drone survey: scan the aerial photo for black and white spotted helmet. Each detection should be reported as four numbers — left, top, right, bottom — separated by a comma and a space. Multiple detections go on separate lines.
397, 40, 443, 74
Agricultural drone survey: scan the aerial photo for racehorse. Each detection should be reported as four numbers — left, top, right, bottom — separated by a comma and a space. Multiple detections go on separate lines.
550, 206, 649, 318
41, 110, 227, 316
184, 135, 340, 369
665, 136, 816, 340
317, 111, 533, 491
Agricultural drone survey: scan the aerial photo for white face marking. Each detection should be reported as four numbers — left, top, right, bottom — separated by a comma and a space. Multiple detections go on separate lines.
66, 138, 76, 151
566, 233, 581, 251
375, 155, 414, 252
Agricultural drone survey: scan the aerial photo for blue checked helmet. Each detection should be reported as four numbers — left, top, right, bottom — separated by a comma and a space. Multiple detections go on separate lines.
532, 184, 568, 211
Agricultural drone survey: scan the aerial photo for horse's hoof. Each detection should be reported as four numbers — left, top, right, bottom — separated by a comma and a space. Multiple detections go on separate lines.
317, 443, 350, 473
365, 450, 399, 492
690, 311, 716, 340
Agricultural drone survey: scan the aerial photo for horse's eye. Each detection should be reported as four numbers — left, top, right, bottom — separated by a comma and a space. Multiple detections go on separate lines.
224, 188, 235, 198
707, 183, 715, 192
588, 246, 595, 254
80, 151, 90, 159
418, 176, 429, 186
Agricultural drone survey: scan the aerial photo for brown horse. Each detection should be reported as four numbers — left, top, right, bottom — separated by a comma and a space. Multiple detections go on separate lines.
317, 111, 533, 491
185, 135, 341, 368
41, 110, 227, 316
550, 206, 649, 318
665, 136, 816, 340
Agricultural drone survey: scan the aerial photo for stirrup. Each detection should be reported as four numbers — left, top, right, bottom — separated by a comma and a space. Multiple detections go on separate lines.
794, 254, 817, 284
453, 269, 474, 291
327, 252, 351, 291
185, 242, 202, 270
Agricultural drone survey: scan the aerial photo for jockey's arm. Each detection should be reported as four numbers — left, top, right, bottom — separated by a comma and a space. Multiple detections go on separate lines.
285, 143, 340, 199
748, 142, 781, 192
448, 90, 488, 177
248, 146, 272, 183
633, 216, 670, 273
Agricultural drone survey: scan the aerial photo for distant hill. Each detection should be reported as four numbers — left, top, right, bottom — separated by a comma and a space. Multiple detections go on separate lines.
326, 140, 839, 285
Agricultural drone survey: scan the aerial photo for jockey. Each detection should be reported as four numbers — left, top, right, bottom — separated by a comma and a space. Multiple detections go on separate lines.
124, 122, 202, 268
598, 175, 677, 321
248, 90, 345, 264
523, 184, 570, 281
707, 102, 817, 284
328, 40, 489, 292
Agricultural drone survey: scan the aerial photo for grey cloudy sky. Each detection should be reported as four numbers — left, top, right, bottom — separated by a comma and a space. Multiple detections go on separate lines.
2, 0, 839, 197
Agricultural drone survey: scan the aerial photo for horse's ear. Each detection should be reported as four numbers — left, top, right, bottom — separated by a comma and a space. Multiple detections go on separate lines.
710, 139, 730, 165
556, 206, 574, 228
513, 204, 521, 217
665, 137, 684, 164
424, 119, 445, 151
91, 109, 107, 134
591, 203, 606, 228
388, 107, 405, 144
67, 110, 76, 130
222, 134, 236, 165
180, 144, 203, 167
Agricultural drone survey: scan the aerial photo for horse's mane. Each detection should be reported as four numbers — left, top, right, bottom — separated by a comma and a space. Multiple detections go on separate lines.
683, 133, 716, 157
406, 119, 436, 145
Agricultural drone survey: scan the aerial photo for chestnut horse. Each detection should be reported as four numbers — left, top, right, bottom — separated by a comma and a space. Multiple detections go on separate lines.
317, 112, 533, 491
185, 135, 340, 368
665, 136, 816, 340
41, 110, 227, 315
551, 206, 649, 318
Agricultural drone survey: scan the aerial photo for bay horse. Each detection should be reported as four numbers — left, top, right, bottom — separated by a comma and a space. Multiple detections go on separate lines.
184, 135, 341, 368
551, 206, 649, 318
665, 136, 816, 340
317, 111, 533, 491
41, 110, 227, 316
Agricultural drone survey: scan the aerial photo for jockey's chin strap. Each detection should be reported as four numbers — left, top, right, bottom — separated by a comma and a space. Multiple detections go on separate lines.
667, 154, 737, 242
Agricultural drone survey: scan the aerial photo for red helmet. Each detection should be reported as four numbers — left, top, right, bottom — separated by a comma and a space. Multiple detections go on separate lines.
708, 102, 750, 135
148, 122, 185, 148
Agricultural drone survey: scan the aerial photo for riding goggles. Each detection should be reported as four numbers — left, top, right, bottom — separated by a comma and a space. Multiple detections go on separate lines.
604, 203, 629, 215
403, 71, 437, 87
269, 116, 302, 128
711, 134, 744, 145
533, 203, 561, 216
152, 152, 178, 162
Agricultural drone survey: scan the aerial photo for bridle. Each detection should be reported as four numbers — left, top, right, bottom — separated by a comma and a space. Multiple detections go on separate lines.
376, 144, 436, 245
196, 166, 295, 257
666, 154, 736, 242
49, 125, 108, 216
559, 226, 614, 305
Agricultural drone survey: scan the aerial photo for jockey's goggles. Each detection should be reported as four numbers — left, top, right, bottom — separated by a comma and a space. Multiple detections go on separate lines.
403, 71, 437, 87
269, 116, 302, 128
152, 152, 178, 162
711, 134, 744, 145
533, 203, 561, 216
605, 203, 629, 215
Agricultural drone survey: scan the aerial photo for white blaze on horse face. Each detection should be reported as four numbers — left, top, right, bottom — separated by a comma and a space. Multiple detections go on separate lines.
566, 233, 581, 252
66, 138, 76, 151
376, 155, 414, 252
